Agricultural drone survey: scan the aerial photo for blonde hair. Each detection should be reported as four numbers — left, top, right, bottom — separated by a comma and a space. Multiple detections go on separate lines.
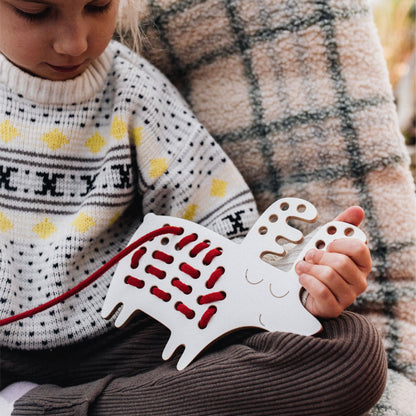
115, 0, 142, 53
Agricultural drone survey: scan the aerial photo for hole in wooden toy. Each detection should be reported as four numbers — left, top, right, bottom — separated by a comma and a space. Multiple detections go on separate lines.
344, 228, 354, 237
203, 247, 223, 265
327, 226, 337, 235
197, 291, 226, 305
189, 240, 210, 257
315, 240, 325, 250
130, 247, 146, 269
152, 250, 174, 264
175, 302, 195, 319
259, 226, 268, 235
199, 306, 217, 329
280, 202, 289, 211
297, 204, 306, 213
124, 275, 145, 289
206, 266, 225, 289
269, 214, 278, 223
179, 262, 200, 279
175, 233, 198, 250
171, 278, 192, 294
161, 237, 169, 245
150, 286, 171, 302
145, 265, 166, 279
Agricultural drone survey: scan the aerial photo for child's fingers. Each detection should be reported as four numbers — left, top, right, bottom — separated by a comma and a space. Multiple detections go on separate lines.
334, 206, 364, 226
326, 238, 372, 275
300, 249, 368, 292
297, 261, 359, 308
298, 273, 345, 318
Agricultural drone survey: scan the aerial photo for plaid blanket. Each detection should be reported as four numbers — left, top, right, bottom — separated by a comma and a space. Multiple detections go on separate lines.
136, 0, 416, 414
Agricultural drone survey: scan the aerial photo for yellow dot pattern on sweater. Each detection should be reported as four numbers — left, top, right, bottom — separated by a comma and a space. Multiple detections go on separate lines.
109, 211, 121, 227
149, 158, 168, 178
210, 178, 228, 198
41, 129, 69, 150
72, 212, 96, 233
32, 218, 57, 239
0, 120, 19, 143
0, 212, 13, 232
182, 204, 198, 221
85, 132, 106, 154
131, 126, 143, 146
110, 116, 128, 140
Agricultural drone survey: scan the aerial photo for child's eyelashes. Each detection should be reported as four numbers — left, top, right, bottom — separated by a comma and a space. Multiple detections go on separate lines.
13, 7, 50, 22
13, 1, 113, 23
86, 2, 112, 14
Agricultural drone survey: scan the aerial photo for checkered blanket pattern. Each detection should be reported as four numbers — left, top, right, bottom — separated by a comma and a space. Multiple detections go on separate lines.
135, 0, 416, 414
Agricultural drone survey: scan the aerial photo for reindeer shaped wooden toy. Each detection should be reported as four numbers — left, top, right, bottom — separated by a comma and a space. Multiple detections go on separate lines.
101, 198, 366, 370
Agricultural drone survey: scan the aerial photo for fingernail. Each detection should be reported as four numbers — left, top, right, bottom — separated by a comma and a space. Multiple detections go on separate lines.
305, 250, 314, 262
295, 261, 304, 273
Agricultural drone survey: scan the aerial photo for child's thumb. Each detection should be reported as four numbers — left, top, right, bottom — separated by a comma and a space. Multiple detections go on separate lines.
334, 206, 365, 226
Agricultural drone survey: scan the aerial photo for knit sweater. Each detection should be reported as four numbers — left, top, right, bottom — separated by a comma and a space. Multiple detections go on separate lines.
0, 40, 258, 350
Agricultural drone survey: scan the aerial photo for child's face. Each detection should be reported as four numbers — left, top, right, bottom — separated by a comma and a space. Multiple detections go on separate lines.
0, 0, 119, 80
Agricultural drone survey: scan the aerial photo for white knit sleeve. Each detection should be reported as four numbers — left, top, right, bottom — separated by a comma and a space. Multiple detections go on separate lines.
127, 67, 258, 239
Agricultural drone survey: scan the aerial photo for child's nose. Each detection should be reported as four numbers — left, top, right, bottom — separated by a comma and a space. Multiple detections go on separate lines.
52, 20, 88, 57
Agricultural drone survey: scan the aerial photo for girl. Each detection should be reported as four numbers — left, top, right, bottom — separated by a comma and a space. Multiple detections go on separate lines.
0, 0, 386, 415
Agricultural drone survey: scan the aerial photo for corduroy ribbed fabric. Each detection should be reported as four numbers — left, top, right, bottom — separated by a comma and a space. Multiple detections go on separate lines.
2, 311, 386, 416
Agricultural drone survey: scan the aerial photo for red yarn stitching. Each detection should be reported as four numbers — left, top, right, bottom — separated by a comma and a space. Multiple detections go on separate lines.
171, 278, 192, 294
189, 241, 210, 257
199, 306, 217, 329
152, 250, 174, 264
206, 267, 225, 289
0, 225, 183, 326
150, 286, 171, 302
198, 292, 226, 304
130, 247, 147, 269
145, 265, 166, 279
175, 302, 195, 319
176, 233, 198, 250
203, 248, 222, 265
125, 276, 145, 289
179, 263, 200, 279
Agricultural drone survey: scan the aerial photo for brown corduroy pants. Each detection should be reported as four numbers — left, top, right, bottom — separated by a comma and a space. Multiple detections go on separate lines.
1, 311, 387, 416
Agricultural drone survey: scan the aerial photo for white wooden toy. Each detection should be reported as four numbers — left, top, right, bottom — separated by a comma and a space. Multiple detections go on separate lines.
101, 198, 367, 370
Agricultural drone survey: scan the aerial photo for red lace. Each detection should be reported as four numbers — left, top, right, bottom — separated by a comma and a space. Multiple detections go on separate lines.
0, 225, 184, 327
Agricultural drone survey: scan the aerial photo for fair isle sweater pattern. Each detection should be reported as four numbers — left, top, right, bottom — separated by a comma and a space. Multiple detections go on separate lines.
0, 41, 258, 349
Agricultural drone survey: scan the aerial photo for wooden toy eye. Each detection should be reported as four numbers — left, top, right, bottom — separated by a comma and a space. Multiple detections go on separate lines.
269, 283, 289, 299
245, 269, 263, 285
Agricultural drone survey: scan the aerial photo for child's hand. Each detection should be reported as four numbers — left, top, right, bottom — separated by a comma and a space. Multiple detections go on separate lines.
295, 206, 372, 318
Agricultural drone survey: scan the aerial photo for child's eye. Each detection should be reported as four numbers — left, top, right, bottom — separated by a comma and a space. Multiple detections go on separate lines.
85, 1, 112, 14
14, 7, 50, 22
